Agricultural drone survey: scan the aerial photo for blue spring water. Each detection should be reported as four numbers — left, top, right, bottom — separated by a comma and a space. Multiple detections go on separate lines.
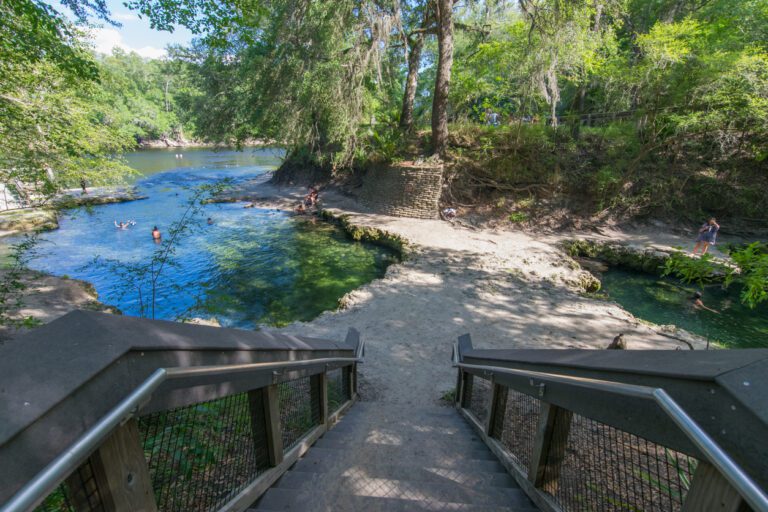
21, 148, 397, 328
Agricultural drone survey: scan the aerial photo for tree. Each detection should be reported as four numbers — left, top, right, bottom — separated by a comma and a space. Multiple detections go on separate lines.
399, 1, 432, 131
430, 0, 455, 155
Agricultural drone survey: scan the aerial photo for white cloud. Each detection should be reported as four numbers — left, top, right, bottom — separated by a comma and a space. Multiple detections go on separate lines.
90, 27, 166, 59
113, 12, 139, 22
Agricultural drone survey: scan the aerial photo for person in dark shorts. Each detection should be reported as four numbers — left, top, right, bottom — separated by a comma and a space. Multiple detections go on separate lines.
692, 218, 719, 255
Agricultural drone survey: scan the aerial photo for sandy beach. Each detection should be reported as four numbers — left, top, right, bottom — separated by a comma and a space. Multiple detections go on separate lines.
222, 182, 708, 407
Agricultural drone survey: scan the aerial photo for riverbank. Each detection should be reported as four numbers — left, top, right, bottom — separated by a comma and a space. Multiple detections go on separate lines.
218, 182, 708, 406
0, 270, 118, 342
137, 138, 273, 149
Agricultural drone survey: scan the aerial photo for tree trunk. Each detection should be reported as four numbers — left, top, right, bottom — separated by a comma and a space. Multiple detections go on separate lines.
431, 0, 453, 156
572, 1, 603, 138
400, 34, 424, 131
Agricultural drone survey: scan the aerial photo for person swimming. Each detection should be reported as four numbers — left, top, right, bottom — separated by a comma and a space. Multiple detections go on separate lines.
114, 220, 131, 229
152, 226, 162, 240
207, 217, 214, 225
691, 291, 719, 314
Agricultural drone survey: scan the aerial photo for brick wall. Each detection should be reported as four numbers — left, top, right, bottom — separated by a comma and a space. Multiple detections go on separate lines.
358, 164, 443, 219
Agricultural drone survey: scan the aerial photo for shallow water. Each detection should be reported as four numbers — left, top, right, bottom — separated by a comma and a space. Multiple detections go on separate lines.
22, 148, 397, 328
600, 268, 768, 348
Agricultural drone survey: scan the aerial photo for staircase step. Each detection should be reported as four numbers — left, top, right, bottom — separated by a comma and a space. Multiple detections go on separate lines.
328, 423, 479, 441
251, 488, 538, 511
277, 463, 518, 489
312, 438, 495, 460
294, 448, 507, 474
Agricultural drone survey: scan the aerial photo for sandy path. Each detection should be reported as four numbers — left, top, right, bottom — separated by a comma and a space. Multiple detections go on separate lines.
225, 183, 704, 407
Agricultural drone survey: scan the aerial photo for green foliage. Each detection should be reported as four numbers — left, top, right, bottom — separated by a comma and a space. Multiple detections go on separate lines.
664, 245, 768, 309
727, 243, 768, 308
508, 212, 529, 223
369, 126, 405, 162
96, 50, 200, 142
663, 252, 725, 286
0, 234, 40, 329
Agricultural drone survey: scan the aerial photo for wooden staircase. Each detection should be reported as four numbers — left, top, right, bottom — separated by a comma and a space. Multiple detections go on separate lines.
250, 402, 539, 511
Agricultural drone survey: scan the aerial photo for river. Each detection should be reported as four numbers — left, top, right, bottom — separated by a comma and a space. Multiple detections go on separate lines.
20, 148, 397, 328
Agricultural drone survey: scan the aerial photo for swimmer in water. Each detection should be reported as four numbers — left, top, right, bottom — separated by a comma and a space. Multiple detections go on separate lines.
152, 226, 162, 240
114, 220, 129, 229
691, 291, 720, 314
207, 217, 214, 225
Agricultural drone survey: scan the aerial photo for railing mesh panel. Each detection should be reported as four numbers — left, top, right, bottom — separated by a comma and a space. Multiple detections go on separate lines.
278, 376, 322, 451
543, 412, 698, 512
327, 367, 351, 414
34, 460, 104, 512
138, 392, 270, 512
464, 374, 492, 424
492, 389, 541, 470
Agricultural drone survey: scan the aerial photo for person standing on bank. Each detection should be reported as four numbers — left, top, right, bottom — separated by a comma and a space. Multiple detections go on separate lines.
692, 218, 720, 255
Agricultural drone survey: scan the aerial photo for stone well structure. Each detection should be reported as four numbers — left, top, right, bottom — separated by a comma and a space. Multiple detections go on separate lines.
358, 163, 443, 219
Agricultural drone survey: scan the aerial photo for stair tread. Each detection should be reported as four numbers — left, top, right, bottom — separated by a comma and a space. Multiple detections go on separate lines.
294, 452, 506, 474
277, 464, 519, 489
313, 439, 496, 460
274, 473, 526, 505
252, 488, 538, 511
247, 403, 539, 511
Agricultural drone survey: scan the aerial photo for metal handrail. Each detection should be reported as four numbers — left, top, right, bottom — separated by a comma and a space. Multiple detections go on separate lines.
1, 356, 361, 512
455, 360, 768, 512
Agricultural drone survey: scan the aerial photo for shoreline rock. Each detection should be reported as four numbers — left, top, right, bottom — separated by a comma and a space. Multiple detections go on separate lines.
137, 138, 273, 149
55, 186, 148, 208
0, 209, 59, 235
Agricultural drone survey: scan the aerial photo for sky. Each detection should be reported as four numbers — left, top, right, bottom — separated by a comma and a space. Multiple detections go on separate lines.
54, 0, 195, 59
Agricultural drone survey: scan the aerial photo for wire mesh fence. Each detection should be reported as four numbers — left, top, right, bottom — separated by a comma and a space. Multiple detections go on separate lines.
34, 460, 104, 512
278, 376, 322, 451
542, 412, 698, 512
492, 389, 541, 471
327, 367, 351, 414
30, 368, 345, 512
138, 391, 270, 512
463, 374, 492, 425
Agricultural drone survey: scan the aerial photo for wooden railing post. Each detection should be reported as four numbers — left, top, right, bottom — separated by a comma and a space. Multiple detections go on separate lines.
86, 419, 158, 512
461, 373, 474, 410
311, 372, 329, 427
260, 384, 283, 466
454, 368, 463, 406
682, 461, 747, 512
350, 364, 358, 398
528, 402, 573, 494
486, 382, 508, 438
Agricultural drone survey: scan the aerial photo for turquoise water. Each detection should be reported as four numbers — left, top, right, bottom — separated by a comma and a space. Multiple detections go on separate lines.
22, 148, 397, 327
600, 269, 768, 348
